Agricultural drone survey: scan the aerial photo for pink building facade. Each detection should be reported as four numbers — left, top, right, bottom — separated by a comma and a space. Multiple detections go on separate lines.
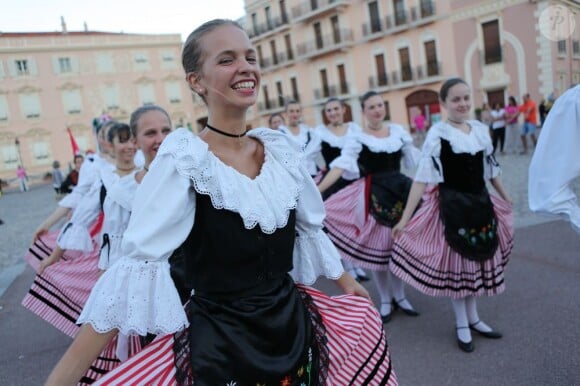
185, 0, 580, 133
0, 28, 191, 182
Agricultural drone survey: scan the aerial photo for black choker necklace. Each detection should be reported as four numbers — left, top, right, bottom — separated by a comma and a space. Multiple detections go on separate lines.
206, 123, 247, 138
447, 118, 465, 125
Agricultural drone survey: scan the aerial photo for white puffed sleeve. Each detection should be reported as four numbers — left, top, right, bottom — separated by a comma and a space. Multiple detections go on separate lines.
57, 179, 101, 252
303, 128, 323, 171
413, 128, 444, 184
529, 85, 580, 232
290, 166, 344, 285
58, 158, 99, 209
477, 123, 502, 180
328, 136, 362, 180
399, 127, 421, 169
77, 153, 195, 335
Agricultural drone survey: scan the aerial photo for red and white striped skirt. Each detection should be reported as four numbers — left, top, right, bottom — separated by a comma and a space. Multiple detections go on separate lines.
390, 186, 514, 298
324, 178, 393, 271
21, 235, 101, 338
94, 285, 397, 386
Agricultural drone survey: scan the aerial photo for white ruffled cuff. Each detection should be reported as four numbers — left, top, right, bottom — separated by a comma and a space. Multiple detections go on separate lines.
57, 222, 93, 252
413, 156, 444, 184
77, 259, 188, 336
329, 157, 359, 181
290, 230, 344, 285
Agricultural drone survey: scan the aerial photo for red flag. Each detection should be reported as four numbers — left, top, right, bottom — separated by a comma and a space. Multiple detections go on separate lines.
67, 127, 80, 156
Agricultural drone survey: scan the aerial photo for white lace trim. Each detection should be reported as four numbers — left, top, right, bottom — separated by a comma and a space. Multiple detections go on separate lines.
356, 124, 412, 153
158, 128, 306, 234
106, 171, 139, 212
77, 259, 188, 336
312, 122, 362, 147
290, 230, 345, 285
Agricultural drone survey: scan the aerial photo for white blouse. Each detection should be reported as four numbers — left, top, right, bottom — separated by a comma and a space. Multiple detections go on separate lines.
414, 120, 501, 184
56, 168, 140, 268
305, 122, 362, 180
59, 154, 115, 210
529, 85, 580, 233
77, 128, 345, 336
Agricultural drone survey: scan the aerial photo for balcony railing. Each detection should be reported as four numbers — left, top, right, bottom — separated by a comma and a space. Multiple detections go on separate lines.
292, 0, 349, 23
297, 29, 354, 58
362, 18, 385, 37
313, 83, 350, 100
257, 94, 299, 112
247, 13, 290, 39
415, 61, 442, 79
368, 73, 389, 89
411, 0, 436, 22
260, 51, 296, 70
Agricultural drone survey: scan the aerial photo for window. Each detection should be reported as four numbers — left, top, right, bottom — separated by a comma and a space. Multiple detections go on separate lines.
290, 76, 299, 101
424, 40, 439, 76
393, 0, 406, 26
0, 61, 4, 79
276, 81, 284, 107
368, 1, 381, 33
59, 57, 72, 73
103, 85, 120, 110
311, 0, 318, 11
384, 100, 391, 120
320, 69, 329, 97
482, 20, 502, 64
573, 40, 580, 56
15, 59, 29, 75
252, 13, 258, 35
420, 0, 434, 18
314, 22, 323, 50
96, 54, 114, 73
265, 6, 273, 29
257, 45, 264, 67
280, 0, 288, 23
32, 142, 50, 162
284, 34, 294, 60
62, 89, 83, 114
137, 83, 155, 106
134, 53, 150, 71
161, 51, 177, 69
2, 145, 18, 167
19, 93, 41, 118
262, 85, 271, 109
557, 40, 567, 55
331, 16, 341, 44
375, 54, 388, 86
270, 40, 278, 65
399, 47, 412, 81
0, 95, 9, 121
165, 81, 182, 104
337, 64, 348, 94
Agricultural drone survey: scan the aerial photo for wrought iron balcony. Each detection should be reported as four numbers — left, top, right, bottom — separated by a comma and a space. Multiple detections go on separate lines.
297, 29, 354, 59
291, 0, 350, 23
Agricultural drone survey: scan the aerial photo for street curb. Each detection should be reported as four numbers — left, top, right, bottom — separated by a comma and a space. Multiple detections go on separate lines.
0, 262, 25, 298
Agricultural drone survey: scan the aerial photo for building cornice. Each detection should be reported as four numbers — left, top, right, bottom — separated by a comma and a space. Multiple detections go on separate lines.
450, 0, 529, 21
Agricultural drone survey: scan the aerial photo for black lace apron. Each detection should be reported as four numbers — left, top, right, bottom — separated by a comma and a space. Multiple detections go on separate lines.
438, 139, 498, 261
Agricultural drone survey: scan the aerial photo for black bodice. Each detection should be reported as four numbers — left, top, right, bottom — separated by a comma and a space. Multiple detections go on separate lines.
320, 141, 341, 167
358, 146, 402, 176
439, 139, 485, 192
170, 193, 296, 300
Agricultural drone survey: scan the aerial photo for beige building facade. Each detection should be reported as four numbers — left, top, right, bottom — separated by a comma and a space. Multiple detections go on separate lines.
187, 0, 580, 133
0, 27, 191, 181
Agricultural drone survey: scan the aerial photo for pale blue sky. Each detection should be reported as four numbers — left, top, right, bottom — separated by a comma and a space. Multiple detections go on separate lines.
2, 0, 246, 41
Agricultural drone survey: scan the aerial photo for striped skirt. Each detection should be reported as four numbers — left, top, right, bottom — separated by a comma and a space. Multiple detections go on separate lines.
93, 285, 397, 386
21, 234, 101, 338
390, 186, 514, 298
324, 178, 393, 271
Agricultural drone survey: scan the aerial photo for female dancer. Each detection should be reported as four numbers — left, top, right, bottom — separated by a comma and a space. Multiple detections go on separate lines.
390, 78, 514, 352
322, 91, 421, 323
45, 19, 396, 386
307, 97, 362, 198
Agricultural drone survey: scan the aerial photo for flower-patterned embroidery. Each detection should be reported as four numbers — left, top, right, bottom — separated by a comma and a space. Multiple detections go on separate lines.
371, 194, 405, 223
457, 218, 497, 246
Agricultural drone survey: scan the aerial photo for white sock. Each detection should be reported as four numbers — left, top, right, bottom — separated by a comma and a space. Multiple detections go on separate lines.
342, 260, 357, 279
465, 296, 493, 332
390, 273, 415, 310
371, 270, 393, 316
451, 298, 472, 343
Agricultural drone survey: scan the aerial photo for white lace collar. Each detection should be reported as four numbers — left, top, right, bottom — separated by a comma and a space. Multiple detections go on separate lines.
159, 128, 305, 234
429, 121, 492, 155
313, 122, 361, 147
356, 124, 410, 153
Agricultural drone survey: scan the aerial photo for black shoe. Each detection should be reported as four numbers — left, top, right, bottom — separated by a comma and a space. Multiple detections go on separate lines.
380, 302, 392, 324
456, 326, 474, 353
356, 274, 370, 282
393, 298, 420, 317
469, 320, 503, 339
